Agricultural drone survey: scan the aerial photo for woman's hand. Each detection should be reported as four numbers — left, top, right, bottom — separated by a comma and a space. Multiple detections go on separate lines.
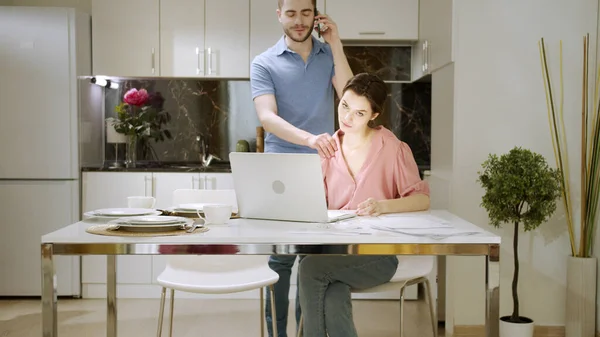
356, 197, 382, 216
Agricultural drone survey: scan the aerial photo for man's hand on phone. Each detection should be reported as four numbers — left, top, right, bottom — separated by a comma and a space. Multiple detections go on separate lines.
308, 133, 337, 158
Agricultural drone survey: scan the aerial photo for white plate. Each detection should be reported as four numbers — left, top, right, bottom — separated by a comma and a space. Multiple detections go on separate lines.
92, 208, 157, 217
121, 215, 188, 226
83, 210, 162, 221
110, 222, 188, 232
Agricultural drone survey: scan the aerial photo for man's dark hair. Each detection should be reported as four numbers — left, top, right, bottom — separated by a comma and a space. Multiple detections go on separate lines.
278, 0, 317, 9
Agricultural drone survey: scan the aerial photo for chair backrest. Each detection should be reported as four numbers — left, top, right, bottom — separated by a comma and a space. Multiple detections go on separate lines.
395, 255, 436, 280
167, 254, 271, 273
166, 188, 260, 272
172, 188, 237, 209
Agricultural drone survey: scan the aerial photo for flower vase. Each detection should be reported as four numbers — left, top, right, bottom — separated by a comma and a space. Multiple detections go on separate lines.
565, 255, 597, 337
125, 135, 137, 168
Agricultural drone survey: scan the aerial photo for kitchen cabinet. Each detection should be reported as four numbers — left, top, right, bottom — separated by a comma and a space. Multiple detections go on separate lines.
81, 172, 154, 292
161, 0, 250, 78
81, 171, 236, 298
412, 0, 454, 80
152, 172, 200, 209
325, 0, 418, 41
92, 0, 249, 78
249, 0, 325, 63
91, 0, 160, 77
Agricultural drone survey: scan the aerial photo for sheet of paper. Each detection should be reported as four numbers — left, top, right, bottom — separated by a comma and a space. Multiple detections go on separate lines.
354, 215, 453, 229
288, 229, 372, 236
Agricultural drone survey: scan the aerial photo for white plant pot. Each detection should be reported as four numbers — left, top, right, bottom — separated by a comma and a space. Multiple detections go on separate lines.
566, 256, 597, 337
499, 317, 534, 337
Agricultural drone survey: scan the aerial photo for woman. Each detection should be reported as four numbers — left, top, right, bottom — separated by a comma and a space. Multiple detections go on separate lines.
298, 73, 431, 337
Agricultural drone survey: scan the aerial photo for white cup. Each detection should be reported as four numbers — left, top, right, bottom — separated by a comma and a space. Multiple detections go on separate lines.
127, 196, 156, 209
196, 204, 232, 225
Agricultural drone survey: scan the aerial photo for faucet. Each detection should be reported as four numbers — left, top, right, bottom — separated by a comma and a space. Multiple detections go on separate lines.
196, 135, 221, 167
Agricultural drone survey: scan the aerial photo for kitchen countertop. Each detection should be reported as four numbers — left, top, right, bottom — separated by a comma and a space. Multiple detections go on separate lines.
82, 162, 431, 177
81, 161, 232, 173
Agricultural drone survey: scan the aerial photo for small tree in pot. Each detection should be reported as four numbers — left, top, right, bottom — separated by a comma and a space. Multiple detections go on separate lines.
477, 147, 562, 337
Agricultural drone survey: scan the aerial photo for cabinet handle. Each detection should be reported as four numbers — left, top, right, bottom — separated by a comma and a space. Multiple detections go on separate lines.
144, 176, 151, 196
207, 47, 213, 75
151, 48, 156, 74
192, 176, 199, 189
203, 176, 208, 190
359, 31, 385, 35
152, 176, 156, 197
422, 42, 426, 72
427, 42, 431, 72
196, 47, 204, 75
424, 40, 429, 72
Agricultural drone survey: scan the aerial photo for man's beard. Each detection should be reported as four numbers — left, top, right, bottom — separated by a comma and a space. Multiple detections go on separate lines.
284, 25, 314, 43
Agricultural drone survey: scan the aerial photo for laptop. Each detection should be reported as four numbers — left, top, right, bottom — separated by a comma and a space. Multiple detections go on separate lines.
229, 152, 357, 223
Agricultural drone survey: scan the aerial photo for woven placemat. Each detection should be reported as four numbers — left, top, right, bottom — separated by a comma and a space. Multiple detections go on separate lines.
85, 224, 209, 237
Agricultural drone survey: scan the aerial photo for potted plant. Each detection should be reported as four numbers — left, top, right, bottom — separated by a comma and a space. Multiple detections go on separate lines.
106, 88, 172, 167
477, 146, 562, 337
539, 35, 600, 337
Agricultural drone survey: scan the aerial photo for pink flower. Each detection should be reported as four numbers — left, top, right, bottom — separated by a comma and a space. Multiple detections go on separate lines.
123, 88, 149, 106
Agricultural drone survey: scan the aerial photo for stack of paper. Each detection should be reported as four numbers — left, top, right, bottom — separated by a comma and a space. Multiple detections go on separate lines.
362, 214, 482, 239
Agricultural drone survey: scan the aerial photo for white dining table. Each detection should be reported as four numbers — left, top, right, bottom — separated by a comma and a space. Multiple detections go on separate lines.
41, 209, 501, 337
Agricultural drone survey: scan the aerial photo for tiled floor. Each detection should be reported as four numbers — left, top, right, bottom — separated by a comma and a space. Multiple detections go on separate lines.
0, 297, 444, 336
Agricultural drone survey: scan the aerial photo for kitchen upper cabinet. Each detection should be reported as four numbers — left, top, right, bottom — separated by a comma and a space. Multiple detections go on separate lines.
325, 0, 418, 41
205, 0, 250, 77
160, 0, 249, 77
91, 0, 160, 77
412, 0, 454, 80
159, 0, 206, 77
250, 0, 325, 63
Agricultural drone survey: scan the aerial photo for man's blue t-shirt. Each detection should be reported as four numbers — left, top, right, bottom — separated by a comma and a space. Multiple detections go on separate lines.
250, 35, 335, 154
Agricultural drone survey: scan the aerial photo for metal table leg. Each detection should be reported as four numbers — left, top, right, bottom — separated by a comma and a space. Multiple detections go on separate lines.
486, 245, 500, 337
107, 255, 117, 337
42, 243, 57, 337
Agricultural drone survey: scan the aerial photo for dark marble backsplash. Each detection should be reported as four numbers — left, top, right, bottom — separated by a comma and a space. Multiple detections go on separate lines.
96, 46, 430, 168
344, 46, 412, 82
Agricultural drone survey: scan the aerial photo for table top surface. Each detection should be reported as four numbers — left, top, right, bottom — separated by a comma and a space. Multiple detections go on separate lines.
41, 210, 501, 246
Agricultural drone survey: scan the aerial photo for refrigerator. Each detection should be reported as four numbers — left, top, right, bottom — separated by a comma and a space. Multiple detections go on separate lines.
0, 6, 90, 297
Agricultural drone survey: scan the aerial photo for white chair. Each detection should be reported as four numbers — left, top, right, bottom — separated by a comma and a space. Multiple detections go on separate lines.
156, 189, 279, 337
297, 256, 437, 337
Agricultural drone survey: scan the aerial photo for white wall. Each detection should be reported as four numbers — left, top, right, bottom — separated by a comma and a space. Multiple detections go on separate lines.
443, 0, 598, 328
8, 0, 90, 12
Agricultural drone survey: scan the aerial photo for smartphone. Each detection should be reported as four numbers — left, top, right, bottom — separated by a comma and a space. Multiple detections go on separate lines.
314, 6, 321, 37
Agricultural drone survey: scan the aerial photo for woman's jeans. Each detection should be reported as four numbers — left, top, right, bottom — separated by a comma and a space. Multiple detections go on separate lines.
298, 255, 399, 337
265, 255, 305, 337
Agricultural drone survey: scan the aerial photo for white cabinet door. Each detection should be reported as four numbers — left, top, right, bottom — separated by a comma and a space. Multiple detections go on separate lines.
152, 172, 200, 209
201, 173, 234, 190
160, 0, 205, 77
205, 0, 250, 77
420, 0, 454, 75
81, 172, 154, 286
91, 0, 160, 76
325, 0, 418, 41
0, 181, 79, 296
250, 0, 282, 62
0, 7, 76, 179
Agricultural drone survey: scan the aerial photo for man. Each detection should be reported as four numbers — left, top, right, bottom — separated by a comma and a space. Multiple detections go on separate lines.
250, 0, 353, 336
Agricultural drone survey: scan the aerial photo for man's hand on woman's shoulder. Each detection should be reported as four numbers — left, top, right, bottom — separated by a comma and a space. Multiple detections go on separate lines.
307, 133, 337, 158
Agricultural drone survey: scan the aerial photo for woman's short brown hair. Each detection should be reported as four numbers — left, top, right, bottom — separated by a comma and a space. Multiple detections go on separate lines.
342, 73, 388, 116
